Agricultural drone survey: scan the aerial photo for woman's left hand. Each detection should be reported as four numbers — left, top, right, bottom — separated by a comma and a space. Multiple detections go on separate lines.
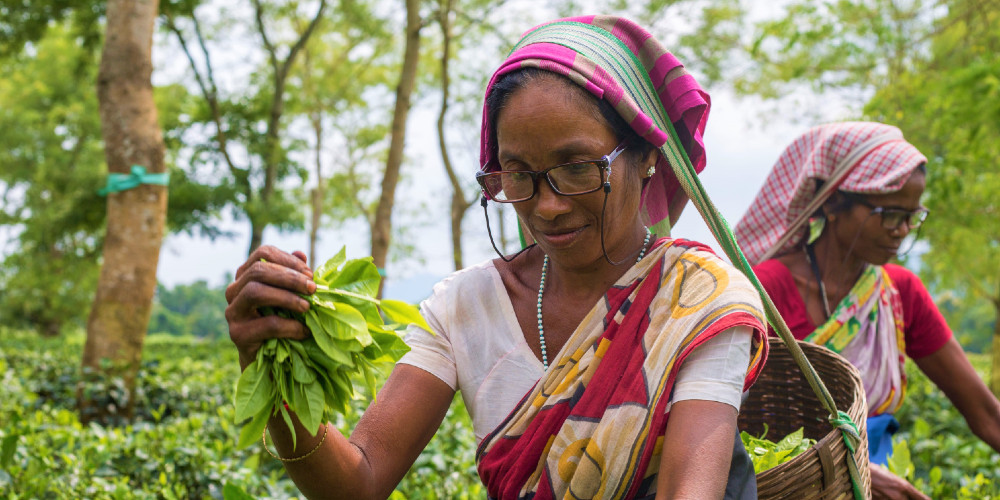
870, 463, 930, 500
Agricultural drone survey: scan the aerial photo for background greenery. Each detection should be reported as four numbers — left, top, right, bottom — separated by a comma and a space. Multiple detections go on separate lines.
1, 327, 996, 498
0, 329, 482, 499
1, 0, 998, 497
891, 359, 1000, 498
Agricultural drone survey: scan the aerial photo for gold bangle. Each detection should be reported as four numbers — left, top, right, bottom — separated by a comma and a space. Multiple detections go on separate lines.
262, 423, 329, 463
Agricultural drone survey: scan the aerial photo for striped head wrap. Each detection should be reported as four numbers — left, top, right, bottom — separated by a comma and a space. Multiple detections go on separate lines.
735, 122, 927, 264
479, 15, 711, 234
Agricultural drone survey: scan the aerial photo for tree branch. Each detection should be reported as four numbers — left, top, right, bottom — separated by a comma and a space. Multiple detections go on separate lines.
250, 0, 279, 72
277, 0, 328, 84
165, 12, 248, 190
345, 159, 374, 225
454, 8, 511, 46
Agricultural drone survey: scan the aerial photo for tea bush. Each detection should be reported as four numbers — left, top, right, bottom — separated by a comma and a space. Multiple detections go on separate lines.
2, 327, 995, 498
0, 329, 482, 499
891, 355, 1000, 498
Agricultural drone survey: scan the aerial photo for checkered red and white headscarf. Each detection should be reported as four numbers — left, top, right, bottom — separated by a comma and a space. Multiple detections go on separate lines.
735, 122, 927, 264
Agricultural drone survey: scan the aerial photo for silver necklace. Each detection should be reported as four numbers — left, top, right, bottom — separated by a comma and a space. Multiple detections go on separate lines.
803, 244, 866, 319
802, 247, 833, 318
536, 227, 651, 369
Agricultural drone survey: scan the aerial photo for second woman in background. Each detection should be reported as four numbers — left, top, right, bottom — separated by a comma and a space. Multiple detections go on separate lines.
736, 122, 1000, 500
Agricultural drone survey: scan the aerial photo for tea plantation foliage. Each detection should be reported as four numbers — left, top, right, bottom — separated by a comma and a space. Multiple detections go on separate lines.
890, 356, 1000, 497
0, 330, 481, 499
1, 328, 996, 498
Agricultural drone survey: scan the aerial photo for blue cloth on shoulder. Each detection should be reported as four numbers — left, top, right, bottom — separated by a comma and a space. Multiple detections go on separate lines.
867, 413, 900, 465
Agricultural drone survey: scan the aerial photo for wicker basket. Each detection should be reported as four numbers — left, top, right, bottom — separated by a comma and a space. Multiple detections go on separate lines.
739, 338, 872, 499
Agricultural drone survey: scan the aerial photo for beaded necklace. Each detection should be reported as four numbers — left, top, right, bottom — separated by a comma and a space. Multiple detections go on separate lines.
536, 227, 651, 369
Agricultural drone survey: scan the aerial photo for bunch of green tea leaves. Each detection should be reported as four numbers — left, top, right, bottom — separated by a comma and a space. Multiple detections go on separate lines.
233, 247, 430, 450
741, 425, 817, 473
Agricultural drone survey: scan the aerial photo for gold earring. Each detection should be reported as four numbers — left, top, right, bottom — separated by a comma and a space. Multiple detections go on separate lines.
646, 165, 656, 177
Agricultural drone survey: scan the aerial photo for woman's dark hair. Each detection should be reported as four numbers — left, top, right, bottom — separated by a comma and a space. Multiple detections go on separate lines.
485, 68, 656, 170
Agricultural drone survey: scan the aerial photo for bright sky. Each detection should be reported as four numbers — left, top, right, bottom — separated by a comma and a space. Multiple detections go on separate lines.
156, 88, 812, 303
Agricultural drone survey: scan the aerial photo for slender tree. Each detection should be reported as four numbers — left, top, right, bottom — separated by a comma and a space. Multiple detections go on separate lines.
432, 0, 510, 269
435, 0, 477, 270
249, 0, 326, 252
291, 4, 393, 266
80, 0, 166, 422
165, 0, 326, 256
0, 8, 232, 337
371, 0, 423, 295
0, 25, 106, 336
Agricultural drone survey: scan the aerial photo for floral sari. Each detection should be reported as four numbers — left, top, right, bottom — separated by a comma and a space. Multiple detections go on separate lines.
476, 240, 767, 499
803, 265, 906, 465
805, 265, 907, 416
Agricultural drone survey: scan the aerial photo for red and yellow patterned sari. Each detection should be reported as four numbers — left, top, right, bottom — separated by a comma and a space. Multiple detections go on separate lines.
476, 239, 768, 499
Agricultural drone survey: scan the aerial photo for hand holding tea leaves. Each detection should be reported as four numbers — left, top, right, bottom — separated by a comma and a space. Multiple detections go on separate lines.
233, 247, 430, 450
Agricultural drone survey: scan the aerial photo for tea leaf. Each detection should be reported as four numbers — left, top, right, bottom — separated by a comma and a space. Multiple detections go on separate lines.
223, 483, 255, 500
237, 408, 270, 450
1, 434, 19, 469
328, 257, 380, 297
305, 380, 325, 432
315, 247, 347, 283
290, 351, 316, 385
278, 404, 296, 450
741, 427, 815, 473
774, 427, 804, 452
381, 299, 432, 332
289, 381, 318, 435
887, 438, 915, 479
234, 360, 274, 422
315, 305, 369, 343
232, 246, 421, 448
275, 342, 290, 364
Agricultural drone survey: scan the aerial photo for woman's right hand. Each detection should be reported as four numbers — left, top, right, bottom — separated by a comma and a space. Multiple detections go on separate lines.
225, 245, 317, 369
870, 464, 930, 500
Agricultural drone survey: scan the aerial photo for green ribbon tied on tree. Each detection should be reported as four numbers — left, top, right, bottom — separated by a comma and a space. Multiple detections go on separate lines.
97, 165, 169, 196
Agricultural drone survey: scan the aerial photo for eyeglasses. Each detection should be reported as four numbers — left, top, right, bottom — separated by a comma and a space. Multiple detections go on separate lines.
842, 192, 930, 230
476, 144, 627, 203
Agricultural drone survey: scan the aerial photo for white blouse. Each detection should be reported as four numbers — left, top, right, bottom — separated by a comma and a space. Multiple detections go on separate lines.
397, 259, 752, 443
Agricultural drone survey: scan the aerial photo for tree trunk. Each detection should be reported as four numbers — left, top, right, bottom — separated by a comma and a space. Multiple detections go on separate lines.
310, 187, 321, 266
497, 204, 509, 253
991, 298, 1000, 398
450, 196, 466, 269
81, 0, 166, 424
371, 0, 422, 295
246, 0, 327, 256
436, 0, 473, 271
309, 91, 323, 266
249, 220, 265, 255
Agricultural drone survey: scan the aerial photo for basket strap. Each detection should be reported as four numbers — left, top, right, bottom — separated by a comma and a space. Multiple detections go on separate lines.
816, 443, 837, 490
831, 411, 866, 499
652, 112, 866, 499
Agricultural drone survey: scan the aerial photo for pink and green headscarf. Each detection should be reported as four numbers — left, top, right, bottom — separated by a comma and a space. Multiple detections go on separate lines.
479, 15, 711, 234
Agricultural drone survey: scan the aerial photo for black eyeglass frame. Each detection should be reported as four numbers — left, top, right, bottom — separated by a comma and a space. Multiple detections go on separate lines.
840, 191, 930, 231
475, 143, 628, 203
